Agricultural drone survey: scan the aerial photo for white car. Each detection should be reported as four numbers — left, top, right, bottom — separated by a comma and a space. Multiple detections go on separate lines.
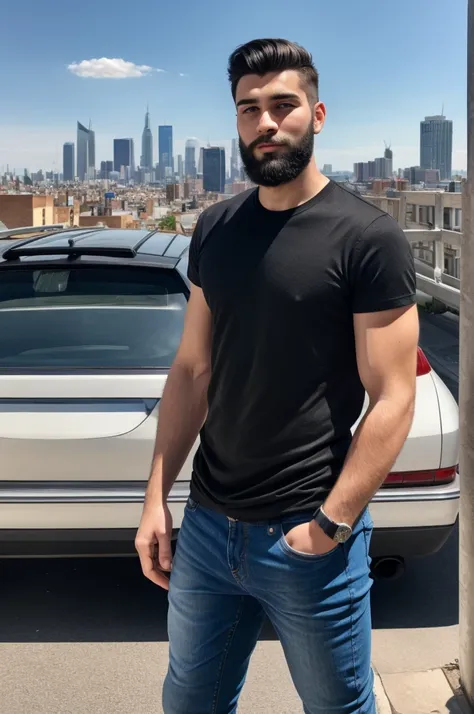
0, 227, 459, 578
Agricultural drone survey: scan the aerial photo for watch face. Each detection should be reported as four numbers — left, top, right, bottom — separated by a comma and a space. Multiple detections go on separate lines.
334, 525, 352, 543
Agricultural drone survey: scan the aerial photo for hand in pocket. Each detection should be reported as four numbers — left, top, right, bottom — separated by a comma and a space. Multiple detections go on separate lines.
284, 520, 338, 556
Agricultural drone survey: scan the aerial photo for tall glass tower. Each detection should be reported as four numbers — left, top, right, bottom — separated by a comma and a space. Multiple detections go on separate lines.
77, 122, 95, 180
231, 138, 240, 181
185, 138, 199, 178
63, 142, 75, 182
203, 147, 226, 193
158, 125, 173, 180
114, 139, 135, 174
141, 107, 154, 173
420, 115, 453, 180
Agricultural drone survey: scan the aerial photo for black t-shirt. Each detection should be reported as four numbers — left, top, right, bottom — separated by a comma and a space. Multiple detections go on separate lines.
187, 181, 416, 520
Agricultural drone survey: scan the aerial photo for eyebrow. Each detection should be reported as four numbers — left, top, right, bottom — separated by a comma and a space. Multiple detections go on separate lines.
236, 92, 301, 107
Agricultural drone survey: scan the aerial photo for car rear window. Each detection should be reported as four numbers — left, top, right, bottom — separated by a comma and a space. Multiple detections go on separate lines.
0, 266, 187, 369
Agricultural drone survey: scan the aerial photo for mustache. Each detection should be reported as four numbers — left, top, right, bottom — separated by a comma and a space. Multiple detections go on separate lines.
247, 135, 289, 152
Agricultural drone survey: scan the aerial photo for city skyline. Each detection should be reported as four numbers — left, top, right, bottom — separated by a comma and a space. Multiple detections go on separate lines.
3, 112, 467, 179
0, 0, 467, 173
14, 108, 466, 182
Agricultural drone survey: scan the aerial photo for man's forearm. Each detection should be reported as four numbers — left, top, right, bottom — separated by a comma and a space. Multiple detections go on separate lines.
323, 396, 415, 526
145, 361, 210, 507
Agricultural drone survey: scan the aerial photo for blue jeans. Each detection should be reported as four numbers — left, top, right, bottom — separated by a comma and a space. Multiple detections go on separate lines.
163, 498, 375, 714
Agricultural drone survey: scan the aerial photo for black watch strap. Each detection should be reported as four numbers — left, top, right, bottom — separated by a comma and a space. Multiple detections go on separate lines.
313, 506, 339, 539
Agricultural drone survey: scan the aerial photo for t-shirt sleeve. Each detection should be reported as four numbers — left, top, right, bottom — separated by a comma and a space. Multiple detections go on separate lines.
350, 213, 417, 313
187, 214, 204, 287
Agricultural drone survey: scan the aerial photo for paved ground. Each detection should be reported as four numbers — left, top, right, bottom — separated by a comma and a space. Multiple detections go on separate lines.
0, 308, 462, 713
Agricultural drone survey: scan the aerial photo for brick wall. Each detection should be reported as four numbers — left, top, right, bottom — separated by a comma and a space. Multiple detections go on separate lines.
0, 195, 34, 228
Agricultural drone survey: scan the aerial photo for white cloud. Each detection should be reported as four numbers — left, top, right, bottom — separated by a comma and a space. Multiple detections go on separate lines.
179, 73, 189, 77
67, 58, 161, 79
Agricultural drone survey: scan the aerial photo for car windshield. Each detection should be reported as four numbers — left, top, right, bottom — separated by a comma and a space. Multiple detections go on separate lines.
0, 266, 187, 369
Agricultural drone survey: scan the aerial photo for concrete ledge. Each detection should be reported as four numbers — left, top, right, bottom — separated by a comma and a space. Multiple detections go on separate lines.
379, 669, 472, 714
373, 668, 394, 714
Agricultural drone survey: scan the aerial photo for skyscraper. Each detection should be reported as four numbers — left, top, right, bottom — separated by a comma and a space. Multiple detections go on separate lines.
420, 115, 453, 180
177, 154, 183, 179
374, 157, 390, 179
198, 147, 204, 175
100, 161, 113, 180
141, 107, 154, 173
354, 162, 370, 182
384, 144, 393, 178
63, 142, 75, 182
158, 126, 173, 180
114, 139, 135, 174
231, 139, 240, 181
77, 121, 95, 181
88, 122, 95, 179
203, 147, 226, 193
185, 139, 198, 178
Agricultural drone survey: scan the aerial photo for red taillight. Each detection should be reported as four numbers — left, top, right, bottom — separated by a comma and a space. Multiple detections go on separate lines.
417, 347, 431, 376
383, 466, 457, 487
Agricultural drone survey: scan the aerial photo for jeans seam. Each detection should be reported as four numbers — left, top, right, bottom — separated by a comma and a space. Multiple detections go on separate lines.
211, 596, 245, 714
239, 524, 248, 583
227, 521, 234, 572
342, 542, 363, 708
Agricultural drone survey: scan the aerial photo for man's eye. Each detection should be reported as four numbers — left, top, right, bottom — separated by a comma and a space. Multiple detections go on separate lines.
243, 106, 258, 114
277, 103, 294, 109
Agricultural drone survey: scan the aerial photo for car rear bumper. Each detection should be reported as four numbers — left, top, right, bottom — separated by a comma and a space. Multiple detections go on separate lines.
0, 523, 457, 559
370, 523, 455, 559
0, 477, 460, 558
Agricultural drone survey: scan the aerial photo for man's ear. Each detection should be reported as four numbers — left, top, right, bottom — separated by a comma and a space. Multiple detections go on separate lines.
313, 102, 326, 135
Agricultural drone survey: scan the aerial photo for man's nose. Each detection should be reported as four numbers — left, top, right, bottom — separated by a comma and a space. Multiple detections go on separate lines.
257, 111, 278, 134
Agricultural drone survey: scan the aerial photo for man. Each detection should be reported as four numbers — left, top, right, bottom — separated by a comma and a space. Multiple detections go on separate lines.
136, 38, 418, 714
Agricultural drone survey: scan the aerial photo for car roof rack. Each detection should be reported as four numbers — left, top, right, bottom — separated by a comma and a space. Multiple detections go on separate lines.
2, 245, 136, 261
0, 227, 188, 262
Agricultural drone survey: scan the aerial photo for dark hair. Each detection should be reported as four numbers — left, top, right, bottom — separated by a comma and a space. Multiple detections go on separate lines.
228, 38, 319, 103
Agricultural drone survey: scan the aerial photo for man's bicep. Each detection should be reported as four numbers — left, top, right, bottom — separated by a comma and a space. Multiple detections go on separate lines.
174, 283, 212, 375
353, 305, 419, 402
350, 215, 416, 314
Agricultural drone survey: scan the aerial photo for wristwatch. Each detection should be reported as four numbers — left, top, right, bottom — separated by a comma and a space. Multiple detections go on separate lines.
313, 505, 353, 543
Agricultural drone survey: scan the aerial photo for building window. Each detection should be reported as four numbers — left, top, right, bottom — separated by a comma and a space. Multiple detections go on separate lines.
443, 208, 451, 229
42, 208, 46, 226
419, 206, 429, 225
406, 204, 415, 222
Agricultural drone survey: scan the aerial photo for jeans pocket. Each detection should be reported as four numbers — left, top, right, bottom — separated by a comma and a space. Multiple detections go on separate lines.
278, 523, 340, 562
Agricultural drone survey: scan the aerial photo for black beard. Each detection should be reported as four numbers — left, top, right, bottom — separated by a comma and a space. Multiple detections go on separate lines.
239, 123, 314, 187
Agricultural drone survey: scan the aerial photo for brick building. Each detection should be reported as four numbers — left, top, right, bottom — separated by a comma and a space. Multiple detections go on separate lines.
0, 195, 54, 228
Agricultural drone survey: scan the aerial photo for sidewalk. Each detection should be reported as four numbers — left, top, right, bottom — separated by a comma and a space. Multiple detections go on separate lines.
374, 664, 473, 714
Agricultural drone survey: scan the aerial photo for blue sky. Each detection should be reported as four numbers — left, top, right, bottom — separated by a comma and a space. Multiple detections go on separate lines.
0, 0, 468, 173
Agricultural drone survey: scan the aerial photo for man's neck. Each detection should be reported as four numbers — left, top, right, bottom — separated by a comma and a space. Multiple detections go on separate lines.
257, 162, 329, 212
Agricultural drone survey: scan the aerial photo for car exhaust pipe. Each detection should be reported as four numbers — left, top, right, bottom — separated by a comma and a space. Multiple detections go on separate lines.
370, 556, 406, 581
